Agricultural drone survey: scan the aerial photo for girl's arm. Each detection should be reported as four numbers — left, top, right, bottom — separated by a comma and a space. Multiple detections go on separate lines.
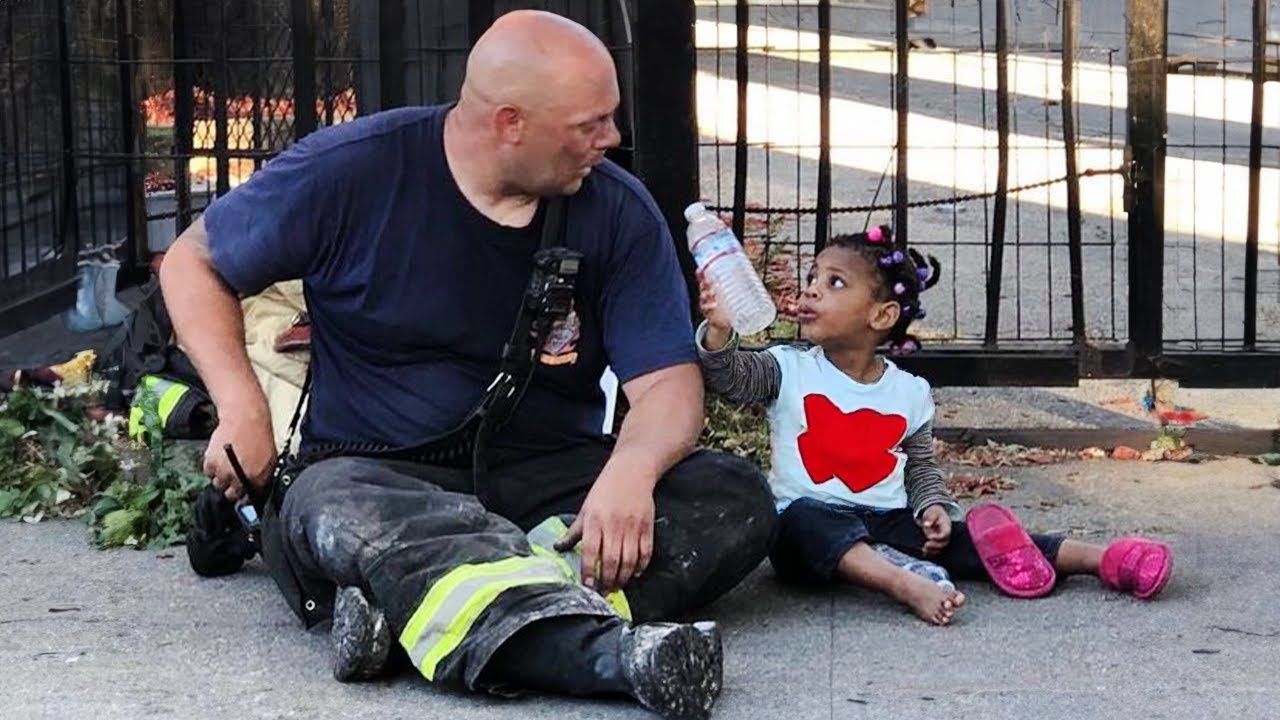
902, 421, 964, 521
695, 321, 782, 406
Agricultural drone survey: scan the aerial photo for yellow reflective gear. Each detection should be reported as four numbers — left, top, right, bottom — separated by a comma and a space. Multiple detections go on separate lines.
526, 516, 633, 621
399, 555, 569, 681
128, 375, 190, 441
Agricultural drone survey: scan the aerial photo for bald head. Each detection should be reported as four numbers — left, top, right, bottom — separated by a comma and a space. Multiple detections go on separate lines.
462, 10, 616, 113
446, 10, 622, 199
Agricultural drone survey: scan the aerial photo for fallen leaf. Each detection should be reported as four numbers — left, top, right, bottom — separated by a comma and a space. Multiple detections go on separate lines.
1112, 446, 1142, 460
946, 472, 1017, 499
1079, 447, 1107, 460
1164, 447, 1195, 462
1024, 450, 1059, 465
1140, 448, 1166, 462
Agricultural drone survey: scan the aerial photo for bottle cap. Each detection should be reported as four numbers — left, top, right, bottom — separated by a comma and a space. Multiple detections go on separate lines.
683, 202, 708, 223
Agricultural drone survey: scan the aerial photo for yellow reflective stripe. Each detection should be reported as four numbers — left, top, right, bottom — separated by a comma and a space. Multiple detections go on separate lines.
128, 405, 145, 439
606, 588, 632, 622
531, 544, 577, 581
526, 515, 632, 622
526, 516, 570, 554
155, 383, 187, 423
400, 556, 569, 681
129, 376, 189, 439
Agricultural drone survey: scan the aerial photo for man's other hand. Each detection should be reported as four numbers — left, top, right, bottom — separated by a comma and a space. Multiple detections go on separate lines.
555, 468, 656, 594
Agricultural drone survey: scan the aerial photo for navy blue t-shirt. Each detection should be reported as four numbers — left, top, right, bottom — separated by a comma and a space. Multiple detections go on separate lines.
204, 106, 696, 454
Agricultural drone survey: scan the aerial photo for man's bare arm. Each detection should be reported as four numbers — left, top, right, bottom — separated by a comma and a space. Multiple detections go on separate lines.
159, 218, 276, 496
557, 362, 703, 592
610, 362, 704, 482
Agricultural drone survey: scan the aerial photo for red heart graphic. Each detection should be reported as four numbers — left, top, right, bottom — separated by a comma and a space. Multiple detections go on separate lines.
797, 395, 908, 493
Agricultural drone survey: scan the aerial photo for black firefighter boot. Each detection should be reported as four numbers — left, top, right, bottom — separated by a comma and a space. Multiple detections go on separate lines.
331, 586, 392, 681
482, 614, 724, 720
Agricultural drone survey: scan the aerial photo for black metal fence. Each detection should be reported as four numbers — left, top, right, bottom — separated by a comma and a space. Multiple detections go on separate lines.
1, 0, 135, 334
5, 0, 1276, 386
695, 0, 1279, 387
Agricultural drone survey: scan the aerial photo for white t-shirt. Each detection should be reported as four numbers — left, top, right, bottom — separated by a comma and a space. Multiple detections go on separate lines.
765, 345, 935, 512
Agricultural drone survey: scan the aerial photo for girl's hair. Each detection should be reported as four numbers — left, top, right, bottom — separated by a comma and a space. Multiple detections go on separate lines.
826, 225, 941, 355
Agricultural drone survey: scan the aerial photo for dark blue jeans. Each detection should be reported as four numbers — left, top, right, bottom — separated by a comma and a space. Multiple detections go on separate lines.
768, 497, 1064, 585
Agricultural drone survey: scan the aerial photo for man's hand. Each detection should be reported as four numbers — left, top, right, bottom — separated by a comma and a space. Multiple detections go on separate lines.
205, 408, 276, 501
918, 504, 953, 556
555, 465, 656, 594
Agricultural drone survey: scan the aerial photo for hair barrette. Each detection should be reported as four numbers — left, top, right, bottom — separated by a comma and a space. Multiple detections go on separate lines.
866, 226, 886, 243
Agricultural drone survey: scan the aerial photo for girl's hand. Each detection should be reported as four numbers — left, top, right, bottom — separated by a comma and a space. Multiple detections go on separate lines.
698, 275, 734, 351
919, 505, 953, 555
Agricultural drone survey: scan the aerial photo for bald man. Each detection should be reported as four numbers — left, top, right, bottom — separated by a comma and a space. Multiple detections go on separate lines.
161, 10, 774, 719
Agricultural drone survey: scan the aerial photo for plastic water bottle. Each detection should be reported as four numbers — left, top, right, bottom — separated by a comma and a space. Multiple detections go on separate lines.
684, 202, 776, 335
873, 543, 956, 592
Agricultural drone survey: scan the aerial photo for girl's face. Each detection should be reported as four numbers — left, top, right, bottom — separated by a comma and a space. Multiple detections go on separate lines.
797, 245, 900, 349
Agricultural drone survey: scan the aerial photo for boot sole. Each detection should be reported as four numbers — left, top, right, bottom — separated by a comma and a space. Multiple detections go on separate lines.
331, 587, 391, 682
630, 622, 723, 720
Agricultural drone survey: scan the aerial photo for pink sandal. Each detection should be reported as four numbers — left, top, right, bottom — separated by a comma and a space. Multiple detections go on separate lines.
966, 503, 1056, 598
1100, 538, 1172, 600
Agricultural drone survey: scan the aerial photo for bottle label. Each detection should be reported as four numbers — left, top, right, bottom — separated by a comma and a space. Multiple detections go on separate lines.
690, 229, 741, 270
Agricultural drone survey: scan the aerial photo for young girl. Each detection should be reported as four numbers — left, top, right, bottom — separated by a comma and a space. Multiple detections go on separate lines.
697, 226, 1173, 625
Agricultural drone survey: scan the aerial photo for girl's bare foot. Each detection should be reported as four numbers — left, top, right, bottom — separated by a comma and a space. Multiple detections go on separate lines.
890, 572, 966, 625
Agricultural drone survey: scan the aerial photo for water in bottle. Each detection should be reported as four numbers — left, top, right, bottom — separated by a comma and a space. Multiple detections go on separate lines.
684, 202, 777, 336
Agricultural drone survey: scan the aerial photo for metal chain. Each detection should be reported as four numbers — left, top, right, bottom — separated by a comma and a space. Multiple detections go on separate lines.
709, 166, 1126, 216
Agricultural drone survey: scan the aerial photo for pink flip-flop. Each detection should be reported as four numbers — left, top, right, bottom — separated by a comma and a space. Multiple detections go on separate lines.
1100, 537, 1173, 600
966, 503, 1056, 598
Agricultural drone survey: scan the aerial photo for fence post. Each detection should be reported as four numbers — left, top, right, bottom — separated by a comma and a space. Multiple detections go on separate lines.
291, 0, 317, 140
1061, 0, 1085, 348
893, 0, 909, 250
731, 0, 748, 244
172, 0, 194, 231
1125, 0, 1167, 369
116, 0, 147, 276
1243, 0, 1268, 350
632, 0, 700, 313
55, 0, 80, 258
983, 0, 1011, 347
815, 0, 831, 250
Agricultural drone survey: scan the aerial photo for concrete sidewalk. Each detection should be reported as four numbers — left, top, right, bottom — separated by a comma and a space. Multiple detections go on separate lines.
3, 456, 1278, 720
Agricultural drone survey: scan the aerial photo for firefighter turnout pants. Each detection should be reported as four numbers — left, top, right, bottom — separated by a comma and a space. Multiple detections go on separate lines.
260, 438, 776, 690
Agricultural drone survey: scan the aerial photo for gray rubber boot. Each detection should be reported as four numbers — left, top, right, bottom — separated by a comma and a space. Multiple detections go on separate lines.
621, 621, 723, 720
331, 586, 391, 682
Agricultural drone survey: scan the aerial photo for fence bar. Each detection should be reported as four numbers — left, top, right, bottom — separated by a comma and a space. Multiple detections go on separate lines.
984, 0, 1011, 347
633, 0, 701, 313
214, 1, 230, 196
815, 0, 831, 251
291, 0, 318, 140
732, 0, 748, 242
55, 0, 80, 255
893, 0, 909, 243
1244, 0, 1267, 350
172, 0, 194, 231
468, 1, 495, 45
1125, 0, 1167, 363
1061, 0, 1085, 345
380, 0, 406, 109
115, 0, 145, 272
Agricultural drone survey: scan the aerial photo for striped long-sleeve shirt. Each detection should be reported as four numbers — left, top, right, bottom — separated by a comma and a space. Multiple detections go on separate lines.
697, 322, 961, 520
